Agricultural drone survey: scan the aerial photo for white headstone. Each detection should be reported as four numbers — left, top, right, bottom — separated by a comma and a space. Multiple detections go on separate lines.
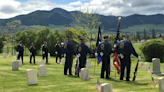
9, 52, 11, 57
139, 62, 143, 67
86, 60, 91, 68
61, 58, 65, 65
16, 52, 19, 58
152, 58, 164, 75
29, 52, 31, 58
12, 60, 19, 71
39, 59, 45, 66
158, 77, 164, 91
124, 67, 127, 78
26, 69, 37, 85
3, 53, 6, 58
110, 60, 113, 72
145, 62, 149, 70
80, 68, 89, 80
17, 60, 22, 66
39, 65, 47, 77
101, 83, 112, 92
48, 53, 50, 59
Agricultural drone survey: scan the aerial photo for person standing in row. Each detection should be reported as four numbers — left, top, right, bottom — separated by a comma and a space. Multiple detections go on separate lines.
29, 43, 36, 64
55, 41, 62, 63
16, 41, 24, 64
63, 36, 76, 75
42, 41, 48, 63
97, 36, 113, 79
114, 35, 141, 81
76, 38, 95, 76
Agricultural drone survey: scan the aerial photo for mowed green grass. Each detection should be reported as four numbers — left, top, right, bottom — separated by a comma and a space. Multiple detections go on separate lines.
0, 43, 164, 92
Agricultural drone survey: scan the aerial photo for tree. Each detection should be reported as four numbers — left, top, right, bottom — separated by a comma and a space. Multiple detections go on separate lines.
71, 5, 99, 50
0, 34, 6, 53
162, 33, 164, 40
143, 29, 147, 40
151, 28, 156, 39
136, 31, 140, 41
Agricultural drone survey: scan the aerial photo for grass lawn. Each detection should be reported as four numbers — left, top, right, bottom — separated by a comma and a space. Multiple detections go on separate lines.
0, 43, 163, 92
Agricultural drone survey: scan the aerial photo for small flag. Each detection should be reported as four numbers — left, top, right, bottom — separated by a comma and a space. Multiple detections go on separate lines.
141, 65, 143, 68
79, 72, 81, 77
152, 76, 157, 88
96, 80, 101, 91
60, 62, 62, 65
147, 67, 151, 73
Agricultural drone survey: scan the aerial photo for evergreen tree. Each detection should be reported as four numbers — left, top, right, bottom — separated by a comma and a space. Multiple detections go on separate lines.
151, 28, 156, 39
143, 29, 147, 40
162, 33, 164, 40
136, 31, 140, 41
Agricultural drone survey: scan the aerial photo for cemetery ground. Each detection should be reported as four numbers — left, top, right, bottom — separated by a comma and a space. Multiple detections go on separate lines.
0, 43, 164, 92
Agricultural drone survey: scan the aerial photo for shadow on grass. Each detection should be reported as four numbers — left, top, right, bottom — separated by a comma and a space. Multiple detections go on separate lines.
28, 84, 38, 86
125, 81, 149, 85
105, 78, 122, 82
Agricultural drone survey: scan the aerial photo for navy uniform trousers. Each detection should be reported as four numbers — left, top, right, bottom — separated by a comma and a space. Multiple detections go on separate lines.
101, 56, 110, 78
120, 55, 131, 80
64, 54, 73, 75
18, 52, 23, 63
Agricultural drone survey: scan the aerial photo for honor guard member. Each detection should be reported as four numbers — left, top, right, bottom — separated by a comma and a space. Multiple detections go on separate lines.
55, 41, 62, 63
42, 41, 49, 63
16, 41, 24, 64
114, 35, 141, 81
63, 36, 76, 75
76, 38, 95, 76
29, 43, 36, 64
97, 36, 113, 79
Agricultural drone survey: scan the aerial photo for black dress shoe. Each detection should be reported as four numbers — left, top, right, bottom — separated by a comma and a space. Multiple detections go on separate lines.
101, 77, 104, 78
64, 74, 67, 75
126, 79, 130, 81
106, 77, 112, 79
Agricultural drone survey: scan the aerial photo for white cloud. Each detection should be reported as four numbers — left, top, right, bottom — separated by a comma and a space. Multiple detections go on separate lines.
69, 1, 82, 6
0, 0, 164, 19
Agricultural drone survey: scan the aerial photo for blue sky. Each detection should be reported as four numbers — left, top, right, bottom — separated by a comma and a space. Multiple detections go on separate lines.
15, 0, 90, 4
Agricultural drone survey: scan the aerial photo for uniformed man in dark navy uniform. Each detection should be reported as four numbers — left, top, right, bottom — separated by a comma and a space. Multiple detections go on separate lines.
16, 41, 24, 64
76, 38, 95, 76
97, 36, 113, 79
55, 41, 62, 63
114, 35, 141, 81
42, 41, 48, 63
63, 36, 76, 75
29, 43, 36, 64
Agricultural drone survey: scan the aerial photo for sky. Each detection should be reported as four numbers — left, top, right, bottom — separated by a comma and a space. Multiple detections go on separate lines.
0, 0, 164, 19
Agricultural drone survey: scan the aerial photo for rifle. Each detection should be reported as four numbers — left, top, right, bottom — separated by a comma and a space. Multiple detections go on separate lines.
132, 59, 139, 81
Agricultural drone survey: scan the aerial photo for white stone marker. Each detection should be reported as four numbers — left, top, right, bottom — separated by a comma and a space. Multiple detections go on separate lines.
124, 67, 127, 78
26, 69, 37, 85
139, 62, 143, 67
152, 58, 164, 75
86, 60, 91, 68
101, 83, 112, 92
3, 53, 6, 58
39, 65, 47, 77
61, 58, 65, 65
158, 77, 164, 91
110, 60, 113, 72
17, 60, 22, 66
48, 53, 50, 59
145, 62, 149, 70
39, 59, 45, 66
12, 60, 19, 71
16, 52, 19, 58
29, 52, 31, 58
80, 68, 89, 80
9, 52, 11, 57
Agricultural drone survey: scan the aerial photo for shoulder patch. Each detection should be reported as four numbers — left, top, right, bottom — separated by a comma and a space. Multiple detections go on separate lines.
119, 42, 124, 49
64, 44, 67, 49
100, 43, 105, 50
78, 46, 82, 52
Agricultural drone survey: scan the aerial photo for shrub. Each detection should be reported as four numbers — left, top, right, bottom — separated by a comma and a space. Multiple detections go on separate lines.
140, 39, 164, 62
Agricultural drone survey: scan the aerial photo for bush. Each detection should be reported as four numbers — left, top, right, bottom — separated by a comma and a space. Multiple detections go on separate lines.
140, 39, 164, 62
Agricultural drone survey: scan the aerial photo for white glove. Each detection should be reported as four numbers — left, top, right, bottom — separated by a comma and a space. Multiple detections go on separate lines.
100, 52, 103, 57
76, 55, 79, 58
78, 53, 81, 57
55, 51, 58, 54
138, 56, 141, 60
43, 51, 45, 54
95, 53, 98, 56
64, 54, 66, 57
16, 52, 19, 55
119, 54, 124, 59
